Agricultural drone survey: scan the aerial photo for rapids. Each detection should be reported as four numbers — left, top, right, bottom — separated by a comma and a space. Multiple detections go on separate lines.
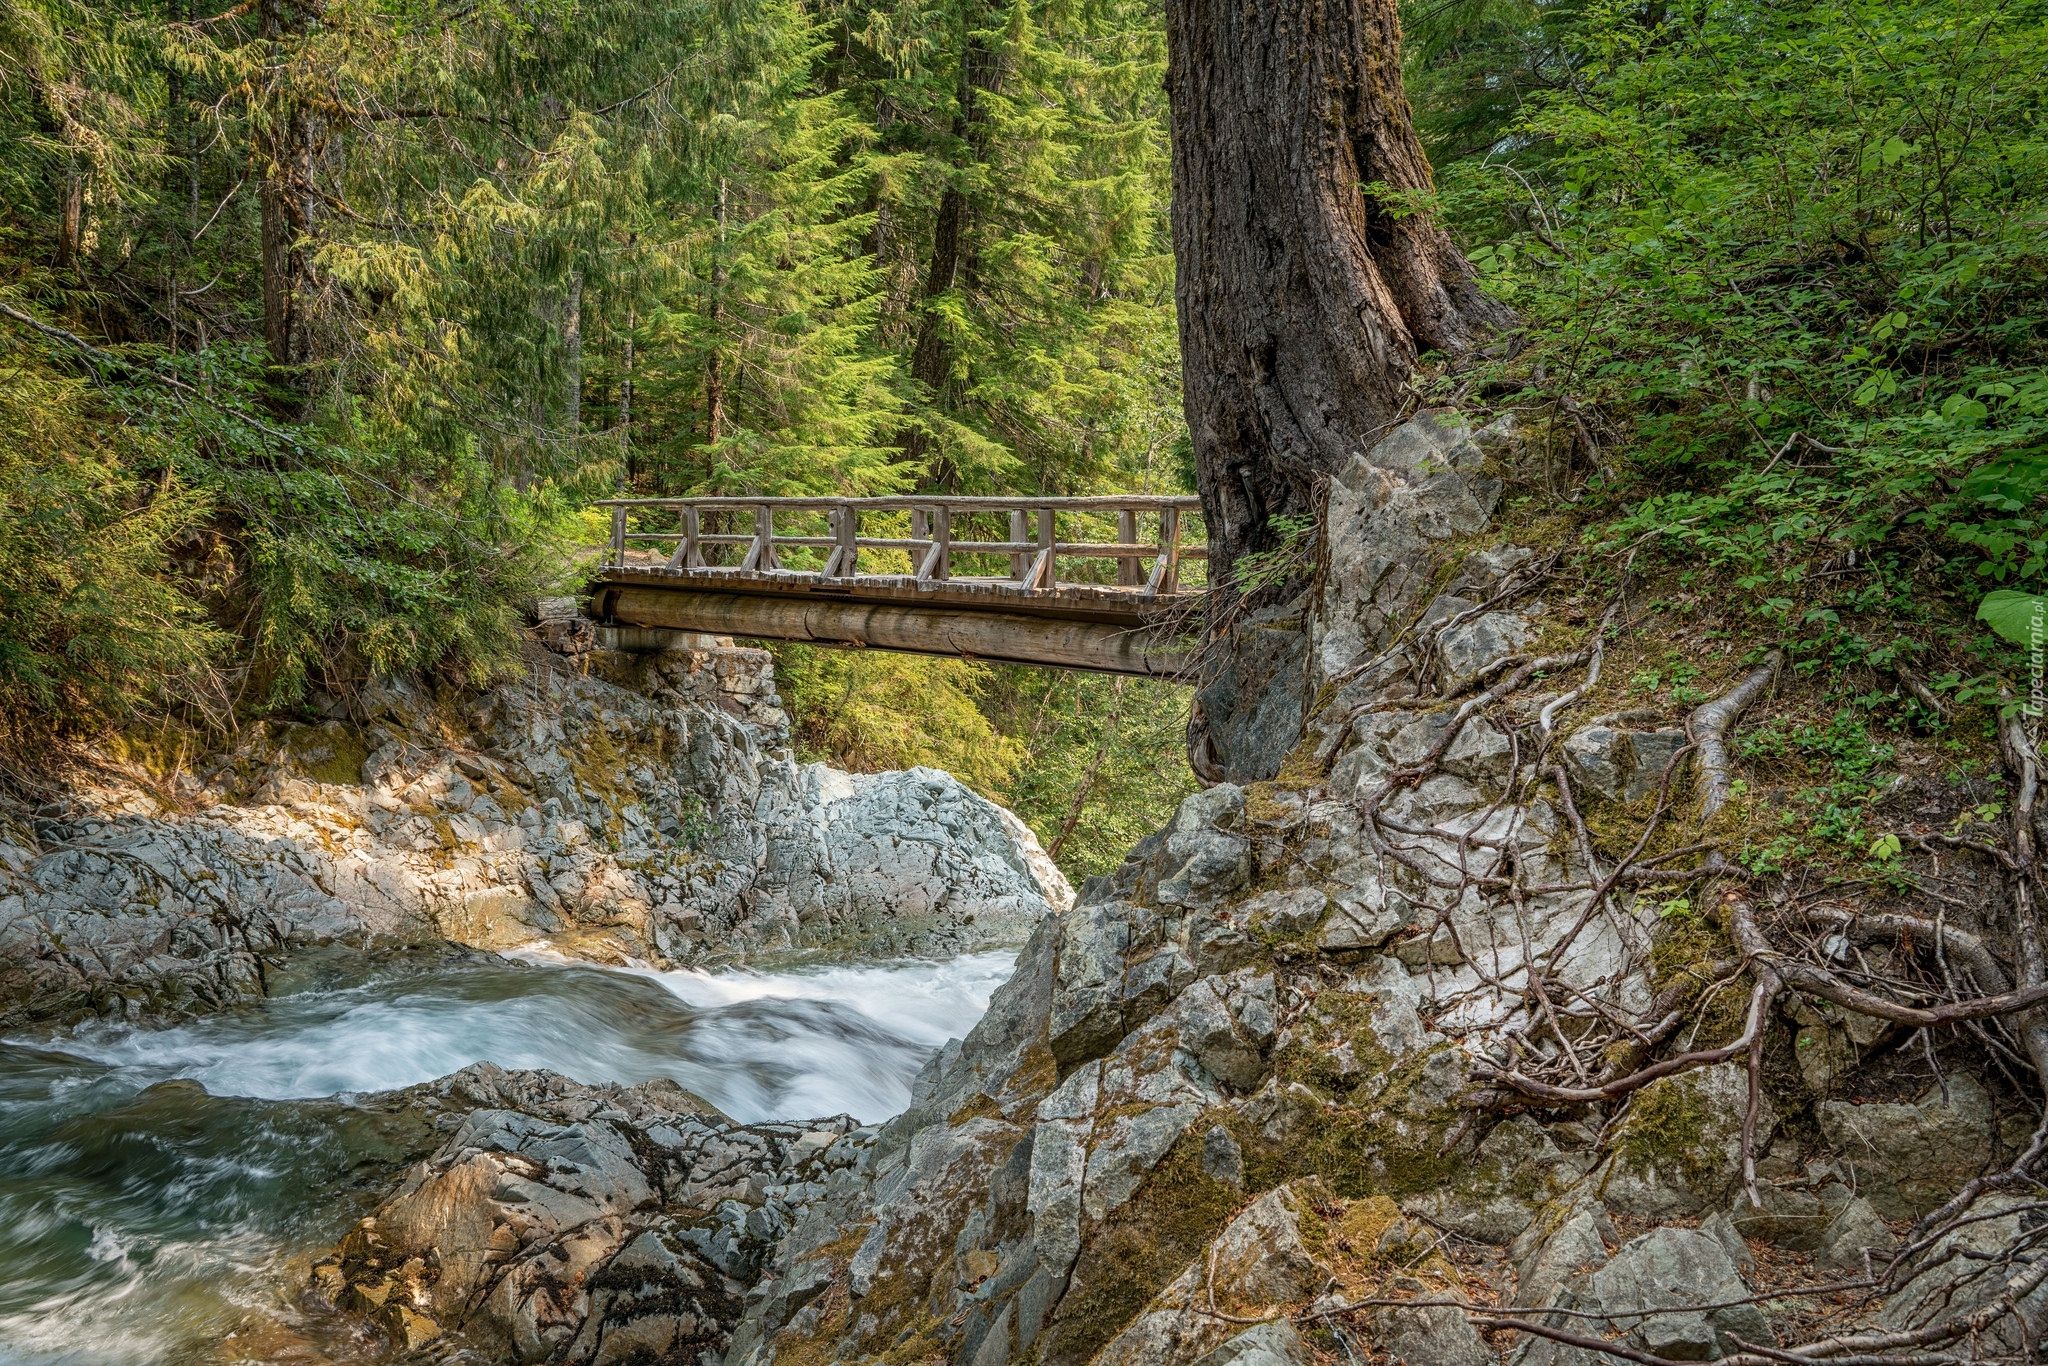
0, 948, 1014, 1365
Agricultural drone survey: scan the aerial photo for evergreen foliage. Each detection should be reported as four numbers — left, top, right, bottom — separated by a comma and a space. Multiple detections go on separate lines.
0, 0, 1194, 860
1417, 0, 2048, 695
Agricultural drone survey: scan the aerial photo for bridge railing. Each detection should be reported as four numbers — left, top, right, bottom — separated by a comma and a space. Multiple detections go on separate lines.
595, 496, 1208, 596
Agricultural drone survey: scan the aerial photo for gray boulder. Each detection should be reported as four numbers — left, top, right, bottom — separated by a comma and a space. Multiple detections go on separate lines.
1512, 1204, 1615, 1310
1520, 1227, 1770, 1365
1563, 726, 1688, 804
1403, 1116, 1589, 1244
1879, 1196, 2048, 1354
1598, 1063, 1774, 1217
1375, 1299, 1491, 1366
1816, 1074, 1994, 1217
1438, 610, 1536, 694
1154, 785, 1254, 908
1814, 1196, 1895, 1273
1191, 1321, 1314, 1366
1311, 411, 1502, 689
1094, 1186, 1327, 1366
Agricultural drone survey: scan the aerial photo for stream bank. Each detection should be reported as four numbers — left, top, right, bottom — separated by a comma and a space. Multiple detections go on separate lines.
0, 949, 1015, 1364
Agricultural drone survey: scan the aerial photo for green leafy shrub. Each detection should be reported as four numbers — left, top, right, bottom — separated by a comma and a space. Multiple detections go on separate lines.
1432, 0, 2048, 680
0, 362, 226, 734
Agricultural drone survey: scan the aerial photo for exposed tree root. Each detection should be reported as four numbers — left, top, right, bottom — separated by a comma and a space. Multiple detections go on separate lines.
1308, 582, 2048, 1366
1691, 651, 1781, 822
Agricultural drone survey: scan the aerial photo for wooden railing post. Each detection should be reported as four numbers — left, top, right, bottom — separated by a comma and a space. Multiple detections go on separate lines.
1144, 507, 1180, 595
1117, 508, 1139, 586
610, 505, 627, 567
829, 503, 858, 577
917, 505, 951, 581
910, 507, 930, 578
1032, 507, 1055, 588
668, 504, 703, 570
1010, 511, 1028, 581
744, 502, 779, 571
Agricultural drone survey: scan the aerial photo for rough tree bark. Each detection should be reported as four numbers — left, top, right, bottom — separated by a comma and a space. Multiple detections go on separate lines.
1166, 0, 1510, 600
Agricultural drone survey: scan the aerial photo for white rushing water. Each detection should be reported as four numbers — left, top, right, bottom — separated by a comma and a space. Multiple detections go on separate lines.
0, 948, 1013, 1365
51, 949, 1015, 1122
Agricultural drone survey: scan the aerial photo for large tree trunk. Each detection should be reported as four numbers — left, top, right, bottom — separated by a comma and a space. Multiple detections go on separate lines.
1166, 0, 1509, 602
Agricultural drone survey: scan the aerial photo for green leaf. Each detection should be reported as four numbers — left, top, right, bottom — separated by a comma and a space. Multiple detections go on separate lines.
1869, 833, 1902, 861
1976, 589, 2048, 646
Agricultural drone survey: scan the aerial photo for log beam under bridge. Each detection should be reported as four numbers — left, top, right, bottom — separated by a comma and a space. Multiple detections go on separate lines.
591, 586, 1195, 678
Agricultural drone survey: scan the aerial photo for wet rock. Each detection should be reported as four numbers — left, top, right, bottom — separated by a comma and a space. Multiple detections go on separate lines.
316, 1064, 857, 1364
560, 1228, 741, 1366
3, 652, 1071, 1029
1816, 1074, 1994, 1217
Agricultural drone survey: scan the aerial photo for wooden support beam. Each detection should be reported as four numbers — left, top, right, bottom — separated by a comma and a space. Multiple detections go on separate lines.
1118, 509, 1140, 586
598, 587, 1193, 678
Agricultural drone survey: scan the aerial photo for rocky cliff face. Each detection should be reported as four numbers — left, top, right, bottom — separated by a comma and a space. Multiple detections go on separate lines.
0, 633, 1070, 1029
323, 410, 2048, 1366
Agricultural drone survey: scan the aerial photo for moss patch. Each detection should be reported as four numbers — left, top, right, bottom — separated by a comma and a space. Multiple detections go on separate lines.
1612, 1076, 1720, 1186
1038, 1119, 1244, 1366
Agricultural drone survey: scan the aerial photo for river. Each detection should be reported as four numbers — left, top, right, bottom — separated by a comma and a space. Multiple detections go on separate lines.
0, 948, 1014, 1365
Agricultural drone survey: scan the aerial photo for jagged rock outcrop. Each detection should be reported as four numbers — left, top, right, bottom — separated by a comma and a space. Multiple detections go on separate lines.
0, 633, 1069, 1029
308, 1062, 878, 1361
304, 406, 2046, 1364
691, 408, 2039, 1366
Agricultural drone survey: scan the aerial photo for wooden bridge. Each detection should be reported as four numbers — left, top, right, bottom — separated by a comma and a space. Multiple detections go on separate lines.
587, 496, 1206, 676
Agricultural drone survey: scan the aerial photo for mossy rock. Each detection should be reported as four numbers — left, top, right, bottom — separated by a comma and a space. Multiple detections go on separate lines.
1600, 1061, 1773, 1217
